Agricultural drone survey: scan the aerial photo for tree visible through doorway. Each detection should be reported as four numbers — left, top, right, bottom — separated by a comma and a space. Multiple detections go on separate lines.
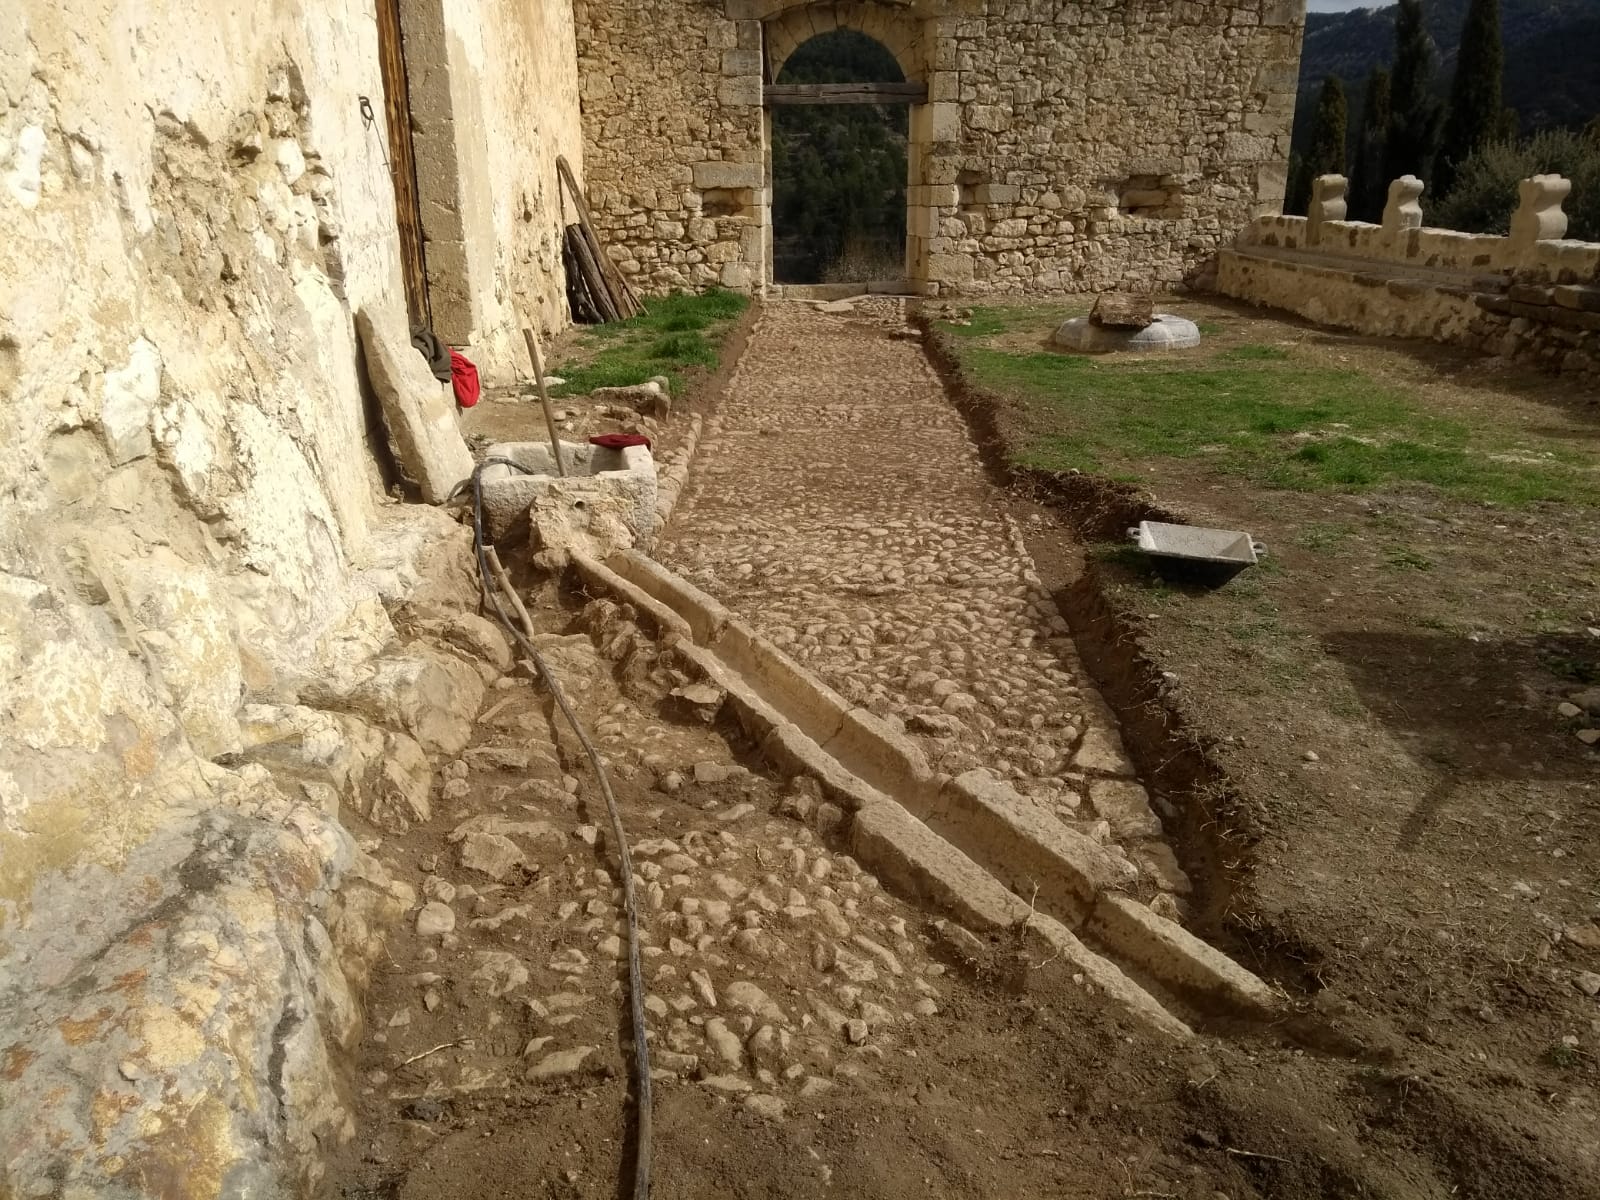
771, 30, 908, 285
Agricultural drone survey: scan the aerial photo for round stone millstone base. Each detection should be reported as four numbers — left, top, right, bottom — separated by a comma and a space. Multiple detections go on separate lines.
1051, 314, 1202, 353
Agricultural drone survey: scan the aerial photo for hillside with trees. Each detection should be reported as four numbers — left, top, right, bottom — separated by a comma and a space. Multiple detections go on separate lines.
1289, 0, 1600, 238
1294, 0, 1600, 143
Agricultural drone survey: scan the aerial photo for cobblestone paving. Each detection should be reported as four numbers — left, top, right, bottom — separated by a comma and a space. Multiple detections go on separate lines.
660, 300, 1188, 899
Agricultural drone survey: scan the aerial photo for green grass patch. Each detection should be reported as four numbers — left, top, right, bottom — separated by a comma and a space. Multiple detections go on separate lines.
955, 338, 1597, 508
1218, 344, 1291, 363
935, 303, 1085, 340
548, 289, 749, 396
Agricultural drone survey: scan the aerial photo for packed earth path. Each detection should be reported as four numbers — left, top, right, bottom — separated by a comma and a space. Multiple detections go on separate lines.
658, 299, 1191, 905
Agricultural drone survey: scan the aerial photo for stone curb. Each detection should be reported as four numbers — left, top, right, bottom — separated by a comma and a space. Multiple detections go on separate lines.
851, 800, 1192, 1039
1089, 894, 1281, 1016
653, 412, 703, 534
572, 550, 1281, 1027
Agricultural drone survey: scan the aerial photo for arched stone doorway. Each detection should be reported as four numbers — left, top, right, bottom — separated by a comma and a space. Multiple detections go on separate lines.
769, 31, 909, 284
760, 1, 930, 291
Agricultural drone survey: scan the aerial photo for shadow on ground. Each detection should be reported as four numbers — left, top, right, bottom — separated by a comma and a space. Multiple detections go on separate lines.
1320, 629, 1598, 846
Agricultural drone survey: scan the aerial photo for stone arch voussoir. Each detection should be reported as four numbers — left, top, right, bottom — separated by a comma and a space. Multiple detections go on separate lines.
764, 2, 924, 83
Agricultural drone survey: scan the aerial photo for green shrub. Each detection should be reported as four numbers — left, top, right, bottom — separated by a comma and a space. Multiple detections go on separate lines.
1433, 128, 1600, 240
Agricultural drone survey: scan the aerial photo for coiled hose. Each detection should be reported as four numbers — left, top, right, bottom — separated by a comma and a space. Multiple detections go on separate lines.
453, 458, 652, 1199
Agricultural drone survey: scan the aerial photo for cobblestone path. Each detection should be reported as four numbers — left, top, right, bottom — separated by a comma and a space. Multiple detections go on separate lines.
660, 300, 1188, 900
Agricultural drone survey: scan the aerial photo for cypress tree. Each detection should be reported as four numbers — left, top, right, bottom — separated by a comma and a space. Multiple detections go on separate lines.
1308, 76, 1349, 181
1436, 0, 1504, 197
1351, 68, 1392, 221
1288, 77, 1349, 215
1383, 0, 1444, 187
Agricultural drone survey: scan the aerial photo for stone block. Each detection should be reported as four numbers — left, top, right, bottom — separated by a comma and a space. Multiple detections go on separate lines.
1091, 292, 1155, 329
1261, 0, 1303, 25
355, 308, 473, 505
693, 160, 764, 190
1222, 131, 1275, 162
721, 261, 756, 291
929, 102, 961, 142
721, 46, 761, 76
718, 76, 762, 107
1508, 283, 1555, 306
481, 440, 659, 550
974, 183, 1020, 204
1382, 175, 1425, 236
1553, 285, 1600, 313
1307, 174, 1347, 244
927, 253, 975, 283
98, 337, 162, 466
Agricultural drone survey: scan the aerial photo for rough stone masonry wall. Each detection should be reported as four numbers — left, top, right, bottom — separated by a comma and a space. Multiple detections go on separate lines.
573, 0, 1303, 297
0, 2, 579, 1195
574, 0, 768, 293
1217, 177, 1600, 383
929, 0, 1302, 295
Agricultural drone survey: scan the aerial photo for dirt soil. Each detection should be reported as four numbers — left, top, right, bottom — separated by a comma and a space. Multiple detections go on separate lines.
922, 295, 1600, 1198
329, 297, 1600, 1200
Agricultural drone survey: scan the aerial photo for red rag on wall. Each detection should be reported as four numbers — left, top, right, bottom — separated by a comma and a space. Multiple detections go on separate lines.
449, 349, 480, 408
589, 433, 651, 450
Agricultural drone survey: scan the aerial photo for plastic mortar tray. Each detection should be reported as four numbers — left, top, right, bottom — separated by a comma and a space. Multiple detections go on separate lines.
1128, 520, 1267, 586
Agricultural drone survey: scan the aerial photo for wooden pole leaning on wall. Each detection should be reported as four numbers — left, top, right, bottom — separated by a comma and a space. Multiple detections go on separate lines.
520, 324, 568, 478
556, 154, 642, 319
568, 225, 621, 324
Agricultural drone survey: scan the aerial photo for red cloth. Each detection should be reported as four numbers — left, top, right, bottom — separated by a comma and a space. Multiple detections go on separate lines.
589, 433, 651, 450
449, 349, 480, 408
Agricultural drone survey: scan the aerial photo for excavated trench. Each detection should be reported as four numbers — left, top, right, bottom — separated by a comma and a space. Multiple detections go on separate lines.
916, 313, 1329, 999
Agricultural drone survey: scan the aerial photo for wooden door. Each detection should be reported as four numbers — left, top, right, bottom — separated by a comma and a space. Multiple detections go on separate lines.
376, 0, 430, 327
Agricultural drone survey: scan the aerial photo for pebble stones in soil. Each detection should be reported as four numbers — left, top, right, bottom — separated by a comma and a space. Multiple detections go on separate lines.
626, 810, 950, 1106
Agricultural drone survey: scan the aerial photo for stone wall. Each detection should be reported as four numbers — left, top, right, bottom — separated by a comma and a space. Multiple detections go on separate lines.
1217, 173, 1600, 382
574, 0, 1303, 297
0, 1, 580, 1194
402, 0, 585, 375
575, 0, 768, 293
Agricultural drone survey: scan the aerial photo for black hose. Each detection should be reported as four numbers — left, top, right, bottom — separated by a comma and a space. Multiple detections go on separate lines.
460, 458, 653, 1200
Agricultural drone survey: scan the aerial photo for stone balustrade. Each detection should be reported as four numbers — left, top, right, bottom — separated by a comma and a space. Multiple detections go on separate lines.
1217, 172, 1600, 382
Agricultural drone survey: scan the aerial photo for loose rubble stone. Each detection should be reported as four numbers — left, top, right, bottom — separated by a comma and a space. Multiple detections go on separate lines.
528, 1047, 597, 1079
417, 901, 457, 937
743, 1094, 787, 1120
704, 1019, 745, 1068
457, 832, 528, 880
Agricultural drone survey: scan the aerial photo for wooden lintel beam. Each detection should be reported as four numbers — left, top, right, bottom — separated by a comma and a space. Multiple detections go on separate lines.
763, 82, 928, 106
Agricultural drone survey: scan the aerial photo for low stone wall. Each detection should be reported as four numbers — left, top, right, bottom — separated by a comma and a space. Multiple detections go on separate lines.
1216, 173, 1600, 382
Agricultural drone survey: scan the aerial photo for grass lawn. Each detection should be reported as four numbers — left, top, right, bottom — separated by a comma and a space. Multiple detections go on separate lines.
545, 290, 750, 398
942, 306, 1598, 509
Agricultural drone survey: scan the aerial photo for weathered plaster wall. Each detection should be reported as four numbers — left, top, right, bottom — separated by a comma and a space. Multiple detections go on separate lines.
0, 1, 577, 1195
574, 0, 1304, 296
403, 0, 585, 374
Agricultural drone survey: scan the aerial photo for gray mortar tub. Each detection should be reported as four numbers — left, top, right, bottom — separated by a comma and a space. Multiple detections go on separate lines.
1128, 520, 1266, 586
